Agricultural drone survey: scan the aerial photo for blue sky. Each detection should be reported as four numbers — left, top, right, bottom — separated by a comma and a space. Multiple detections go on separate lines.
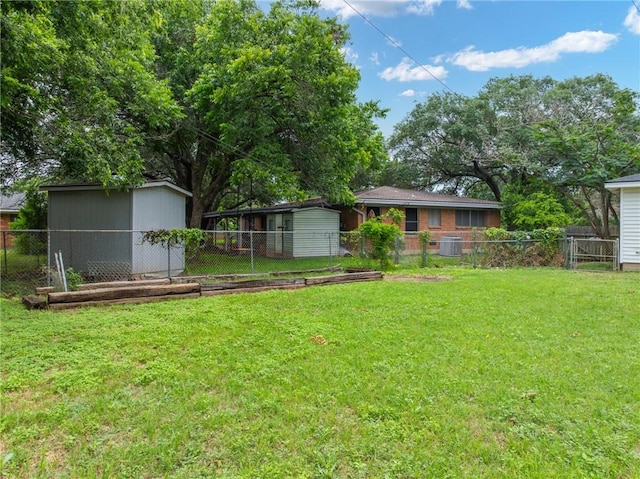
315, 0, 640, 138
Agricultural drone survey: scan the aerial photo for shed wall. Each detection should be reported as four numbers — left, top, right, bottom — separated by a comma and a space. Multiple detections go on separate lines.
292, 209, 340, 258
48, 191, 132, 273
131, 187, 187, 274
620, 187, 640, 268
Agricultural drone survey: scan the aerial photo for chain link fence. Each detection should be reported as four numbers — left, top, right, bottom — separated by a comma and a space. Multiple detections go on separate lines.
0, 229, 621, 296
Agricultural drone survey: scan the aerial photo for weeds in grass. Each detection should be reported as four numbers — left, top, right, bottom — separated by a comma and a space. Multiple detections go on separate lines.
1, 268, 639, 477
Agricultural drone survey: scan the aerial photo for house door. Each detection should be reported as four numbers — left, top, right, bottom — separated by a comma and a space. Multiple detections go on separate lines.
274, 214, 283, 255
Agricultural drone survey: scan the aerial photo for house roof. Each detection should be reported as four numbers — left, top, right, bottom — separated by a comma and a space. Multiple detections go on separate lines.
605, 173, 640, 190
204, 198, 337, 219
40, 180, 192, 197
354, 186, 502, 210
0, 192, 25, 214
205, 186, 502, 219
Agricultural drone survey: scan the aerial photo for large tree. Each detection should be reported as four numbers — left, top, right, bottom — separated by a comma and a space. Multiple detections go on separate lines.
388, 74, 640, 236
2, 0, 387, 227
1, 0, 181, 189
147, 0, 386, 226
532, 75, 640, 238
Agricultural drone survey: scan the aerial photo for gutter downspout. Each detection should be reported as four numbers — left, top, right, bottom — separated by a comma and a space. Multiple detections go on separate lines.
352, 206, 366, 225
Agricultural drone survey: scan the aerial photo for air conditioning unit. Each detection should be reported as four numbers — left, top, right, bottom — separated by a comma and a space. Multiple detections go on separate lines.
439, 236, 462, 257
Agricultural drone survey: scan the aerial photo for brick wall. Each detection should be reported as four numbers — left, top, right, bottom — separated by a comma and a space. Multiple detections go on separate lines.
0, 213, 17, 248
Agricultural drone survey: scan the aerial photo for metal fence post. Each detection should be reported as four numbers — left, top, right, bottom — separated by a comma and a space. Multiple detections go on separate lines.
250, 230, 255, 274
394, 236, 400, 265
167, 237, 171, 278
328, 232, 333, 268
2, 231, 7, 274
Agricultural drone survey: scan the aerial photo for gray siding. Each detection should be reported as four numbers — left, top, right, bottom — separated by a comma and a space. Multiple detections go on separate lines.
48, 190, 132, 273
131, 187, 187, 274
47, 184, 189, 277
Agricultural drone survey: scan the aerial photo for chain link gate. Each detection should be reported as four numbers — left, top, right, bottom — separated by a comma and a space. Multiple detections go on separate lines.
568, 237, 619, 271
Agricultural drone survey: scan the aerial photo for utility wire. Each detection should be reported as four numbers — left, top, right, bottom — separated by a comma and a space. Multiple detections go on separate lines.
632, 0, 640, 14
340, 0, 455, 94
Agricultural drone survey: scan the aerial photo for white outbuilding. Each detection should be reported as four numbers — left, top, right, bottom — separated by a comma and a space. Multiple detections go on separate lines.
605, 173, 640, 271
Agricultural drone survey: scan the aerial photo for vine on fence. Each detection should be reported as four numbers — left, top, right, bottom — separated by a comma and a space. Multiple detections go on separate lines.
418, 230, 431, 267
357, 208, 404, 271
142, 228, 205, 260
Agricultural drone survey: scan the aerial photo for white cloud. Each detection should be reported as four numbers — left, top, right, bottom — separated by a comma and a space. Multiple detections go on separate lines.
318, 0, 405, 19
318, 0, 471, 18
449, 30, 619, 71
624, 5, 640, 35
370, 52, 381, 65
386, 36, 402, 47
379, 58, 448, 81
400, 89, 416, 97
407, 0, 442, 16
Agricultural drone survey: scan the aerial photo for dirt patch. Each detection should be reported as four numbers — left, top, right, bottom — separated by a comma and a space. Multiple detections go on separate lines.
384, 275, 451, 282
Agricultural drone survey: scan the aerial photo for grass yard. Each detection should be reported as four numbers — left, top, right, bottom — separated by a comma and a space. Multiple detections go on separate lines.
1, 268, 639, 478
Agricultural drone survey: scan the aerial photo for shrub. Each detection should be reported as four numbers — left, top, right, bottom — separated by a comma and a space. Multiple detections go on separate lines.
357, 208, 404, 271
483, 227, 564, 267
9, 180, 48, 255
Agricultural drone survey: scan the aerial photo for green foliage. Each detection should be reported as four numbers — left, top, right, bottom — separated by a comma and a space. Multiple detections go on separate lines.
1, 0, 182, 188
388, 74, 640, 237
142, 228, 205, 259
9, 180, 48, 255
483, 227, 564, 267
357, 208, 403, 270
146, 0, 387, 225
418, 230, 431, 267
509, 191, 573, 230
64, 268, 82, 292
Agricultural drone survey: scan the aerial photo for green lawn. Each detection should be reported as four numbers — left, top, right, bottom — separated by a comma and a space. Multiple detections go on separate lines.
1, 268, 639, 478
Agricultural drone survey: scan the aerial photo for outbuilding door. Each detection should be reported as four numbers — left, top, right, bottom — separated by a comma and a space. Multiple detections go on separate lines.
268, 214, 284, 256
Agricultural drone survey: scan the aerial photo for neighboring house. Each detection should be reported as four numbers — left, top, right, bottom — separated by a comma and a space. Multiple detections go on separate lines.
337, 186, 502, 252
205, 186, 501, 256
42, 181, 192, 278
204, 200, 340, 258
0, 192, 25, 248
605, 173, 640, 271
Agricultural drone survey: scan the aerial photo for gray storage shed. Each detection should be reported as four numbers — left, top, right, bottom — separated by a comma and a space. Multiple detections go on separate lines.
42, 181, 192, 278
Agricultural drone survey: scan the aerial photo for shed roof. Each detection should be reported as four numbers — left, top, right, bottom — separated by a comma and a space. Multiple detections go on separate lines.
354, 186, 502, 210
605, 173, 640, 190
0, 192, 25, 214
204, 200, 337, 219
40, 180, 192, 197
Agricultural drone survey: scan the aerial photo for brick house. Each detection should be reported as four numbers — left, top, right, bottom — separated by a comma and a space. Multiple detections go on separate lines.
205, 186, 501, 255
337, 186, 501, 252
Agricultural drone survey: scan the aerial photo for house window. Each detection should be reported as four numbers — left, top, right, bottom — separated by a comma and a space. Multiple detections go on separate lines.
405, 208, 418, 232
455, 210, 486, 227
367, 206, 381, 219
428, 209, 441, 227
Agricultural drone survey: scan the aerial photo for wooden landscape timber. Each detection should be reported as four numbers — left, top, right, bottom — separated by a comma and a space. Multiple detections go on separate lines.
201, 278, 306, 291
24, 269, 384, 310
48, 293, 202, 310
47, 283, 201, 310
305, 271, 383, 286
